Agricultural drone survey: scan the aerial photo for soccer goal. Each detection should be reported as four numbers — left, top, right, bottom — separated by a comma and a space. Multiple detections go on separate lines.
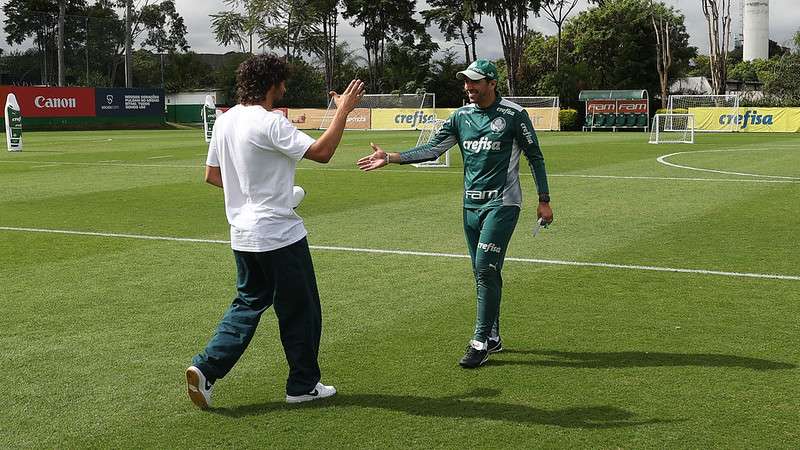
504, 96, 560, 131
412, 118, 452, 167
319, 93, 436, 131
667, 94, 739, 132
649, 114, 694, 144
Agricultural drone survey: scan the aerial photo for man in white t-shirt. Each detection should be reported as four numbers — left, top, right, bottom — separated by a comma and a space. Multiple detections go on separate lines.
186, 54, 365, 408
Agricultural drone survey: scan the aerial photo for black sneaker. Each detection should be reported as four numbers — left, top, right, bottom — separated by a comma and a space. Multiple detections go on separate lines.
487, 337, 503, 353
459, 343, 489, 368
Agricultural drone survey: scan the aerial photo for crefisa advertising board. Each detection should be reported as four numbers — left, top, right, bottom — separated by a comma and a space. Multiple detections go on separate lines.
0, 86, 165, 130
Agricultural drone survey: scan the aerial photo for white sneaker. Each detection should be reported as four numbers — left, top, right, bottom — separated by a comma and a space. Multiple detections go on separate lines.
285, 382, 337, 404
186, 366, 213, 409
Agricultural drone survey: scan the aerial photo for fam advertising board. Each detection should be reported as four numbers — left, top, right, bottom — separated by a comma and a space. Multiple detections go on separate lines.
587, 100, 648, 115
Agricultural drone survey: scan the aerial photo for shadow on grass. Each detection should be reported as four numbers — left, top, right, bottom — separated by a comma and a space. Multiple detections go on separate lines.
212, 388, 677, 428
493, 349, 796, 370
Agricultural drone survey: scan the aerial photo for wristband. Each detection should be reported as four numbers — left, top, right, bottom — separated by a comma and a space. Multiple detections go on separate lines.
538, 193, 550, 203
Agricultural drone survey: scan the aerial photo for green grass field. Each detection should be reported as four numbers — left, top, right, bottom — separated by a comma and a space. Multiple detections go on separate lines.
1, 128, 799, 448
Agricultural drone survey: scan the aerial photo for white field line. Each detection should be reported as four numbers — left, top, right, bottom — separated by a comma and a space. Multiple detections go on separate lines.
1, 159, 799, 184
657, 148, 800, 180
1, 226, 798, 282
147, 155, 173, 160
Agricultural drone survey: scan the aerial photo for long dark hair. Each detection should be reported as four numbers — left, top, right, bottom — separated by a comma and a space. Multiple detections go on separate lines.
235, 54, 288, 105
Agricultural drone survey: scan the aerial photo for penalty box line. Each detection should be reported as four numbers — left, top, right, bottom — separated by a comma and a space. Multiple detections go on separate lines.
1, 226, 799, 282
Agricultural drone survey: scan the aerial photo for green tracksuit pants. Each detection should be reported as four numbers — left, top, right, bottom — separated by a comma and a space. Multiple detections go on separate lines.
192, 237, 323, 396
463, 206, 520, 343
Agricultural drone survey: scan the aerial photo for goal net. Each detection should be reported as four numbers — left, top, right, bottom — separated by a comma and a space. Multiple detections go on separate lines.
667, 94, 739, 132
319, 93, 436, 130
412, 118, 452, 167
504, 96, 560, 131
649, 114, 694, 144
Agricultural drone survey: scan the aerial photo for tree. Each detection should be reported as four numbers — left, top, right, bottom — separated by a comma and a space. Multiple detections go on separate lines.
280, 59, 327, 107
517, 31, 557, 94
727, 58, 775, 82
760, 54, 800, 105
124, 0, 132, 86
82, 1, 124, 86
57, 0, 66, 85
424, 49, 467, 107
478, 0, 542, 96
139, 0, 188, 53
422, 0, 484, 63
651, 2, 673, 108
342, 0, 431, 92
118, 0, 189, 87
688, 54, 711, 78
560, 0, 694, 103
306, 0, 340, 95
382, 39, 438, 93
210, 0, 264, 54
328, 42, 368, 92
256, 0, 320, 60
539, 0, 579, 71
700, 0, 733, 94
3, 0, 86, 85
794, 29, 800, 53
213, 52, 251, 103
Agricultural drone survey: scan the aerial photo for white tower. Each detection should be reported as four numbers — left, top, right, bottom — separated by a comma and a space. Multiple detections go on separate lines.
743, 0, 769, 61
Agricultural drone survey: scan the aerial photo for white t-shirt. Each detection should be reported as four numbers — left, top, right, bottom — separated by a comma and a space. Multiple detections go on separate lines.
206, 104, 315, 252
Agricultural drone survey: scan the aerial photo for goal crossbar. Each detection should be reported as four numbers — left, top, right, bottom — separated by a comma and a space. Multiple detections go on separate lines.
319, 93, 435, 131
667, 94, 739, 133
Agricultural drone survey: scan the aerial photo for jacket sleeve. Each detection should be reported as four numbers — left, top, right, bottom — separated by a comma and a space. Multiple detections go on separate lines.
398, 113, 459, 164
515, 110, 549, 194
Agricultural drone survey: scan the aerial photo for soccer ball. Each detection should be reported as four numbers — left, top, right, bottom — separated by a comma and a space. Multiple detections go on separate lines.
291, 186, 305, 208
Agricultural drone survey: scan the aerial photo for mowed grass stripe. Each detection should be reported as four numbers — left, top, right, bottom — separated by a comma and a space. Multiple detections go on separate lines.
2, 158, 800, 184
2, 226, 799, 282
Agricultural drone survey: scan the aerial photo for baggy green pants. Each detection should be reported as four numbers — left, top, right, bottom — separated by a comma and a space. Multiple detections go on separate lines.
192, 237, 323, 396
463, 206, 520, 343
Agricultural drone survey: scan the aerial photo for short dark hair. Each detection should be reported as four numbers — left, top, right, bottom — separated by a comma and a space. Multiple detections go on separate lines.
236, 54, 289, 105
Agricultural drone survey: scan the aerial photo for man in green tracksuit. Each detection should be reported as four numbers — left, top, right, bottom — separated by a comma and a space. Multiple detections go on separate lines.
357, 59, 553, 368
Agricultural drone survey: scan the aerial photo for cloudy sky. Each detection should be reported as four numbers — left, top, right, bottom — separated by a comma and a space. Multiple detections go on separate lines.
2, 0, 798, 59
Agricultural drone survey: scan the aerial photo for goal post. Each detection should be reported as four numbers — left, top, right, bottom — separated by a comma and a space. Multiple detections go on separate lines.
503, 96, 560, 131
649, 114, 694, 144
318, 93, 435, 131
412, 118, 452, 167
667, 94, 739, 132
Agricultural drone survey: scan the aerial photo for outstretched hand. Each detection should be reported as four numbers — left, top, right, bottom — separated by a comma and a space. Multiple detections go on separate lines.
356, 142, 389, 171
329, 79, 366, 114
